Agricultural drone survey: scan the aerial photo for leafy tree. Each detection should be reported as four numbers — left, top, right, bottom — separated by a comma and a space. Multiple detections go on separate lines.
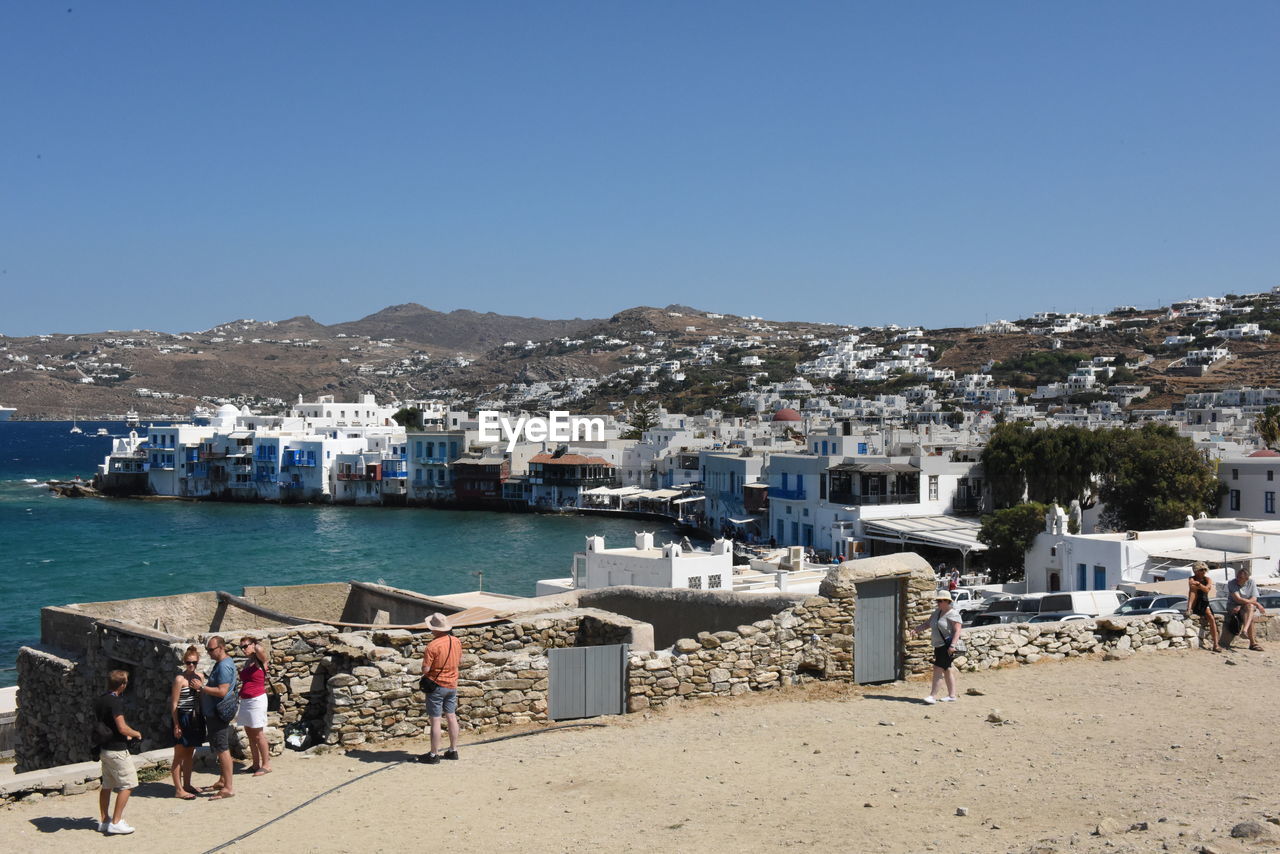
622, 400, 660, 439
392, 406, 424, 430
977, 502, 1048, 583
1255, 405, 1280, 450
1097, 424, 1225, 531
982, 422, 1031, 509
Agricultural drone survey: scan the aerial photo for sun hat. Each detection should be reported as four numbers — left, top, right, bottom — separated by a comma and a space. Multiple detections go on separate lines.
426, 612, 453, 632
934, 590, 953, 602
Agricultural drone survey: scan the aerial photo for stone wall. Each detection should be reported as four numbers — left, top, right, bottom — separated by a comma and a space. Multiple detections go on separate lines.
954, 612, 1280, 670
16, 622, 187, 772
628, 553, 939, 710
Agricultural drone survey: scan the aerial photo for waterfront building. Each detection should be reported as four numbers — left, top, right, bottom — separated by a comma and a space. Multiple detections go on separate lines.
527, 450, 617, 508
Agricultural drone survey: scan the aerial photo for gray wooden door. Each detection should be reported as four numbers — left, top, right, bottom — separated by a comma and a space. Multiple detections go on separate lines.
855, 578, 901, 684
548, 644, 629, 720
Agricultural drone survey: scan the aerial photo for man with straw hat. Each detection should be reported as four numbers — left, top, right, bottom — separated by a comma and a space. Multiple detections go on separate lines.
418, 612, 462, 764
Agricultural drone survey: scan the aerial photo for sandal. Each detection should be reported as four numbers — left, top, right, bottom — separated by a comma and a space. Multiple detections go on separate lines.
252, 768, 272, 777
1249, 644, 1264, 651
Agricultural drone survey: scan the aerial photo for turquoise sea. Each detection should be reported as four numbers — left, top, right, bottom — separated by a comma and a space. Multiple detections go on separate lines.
0, 421, 678, 687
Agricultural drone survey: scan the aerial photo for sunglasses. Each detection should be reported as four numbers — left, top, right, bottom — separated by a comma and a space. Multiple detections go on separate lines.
240, 642, 254, 649
184, 660, 199, 665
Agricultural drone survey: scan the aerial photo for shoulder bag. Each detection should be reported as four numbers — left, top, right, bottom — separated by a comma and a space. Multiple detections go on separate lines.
215, 677, 240, 723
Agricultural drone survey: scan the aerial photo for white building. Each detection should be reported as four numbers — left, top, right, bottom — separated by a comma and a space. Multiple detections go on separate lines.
536, 533, 734, 595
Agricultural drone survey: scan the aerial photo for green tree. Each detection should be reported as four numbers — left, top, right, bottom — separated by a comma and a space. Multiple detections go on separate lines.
621, 400, 661, 439
982, 422, 1031, 509
392, 406, 423, 430
977, 502, 1048, 583
1255, 405, 1280, 450
1098, 424, 1225, 530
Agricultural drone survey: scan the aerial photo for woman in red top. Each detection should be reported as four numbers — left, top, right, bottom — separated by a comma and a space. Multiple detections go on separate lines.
236, 637, 272, 776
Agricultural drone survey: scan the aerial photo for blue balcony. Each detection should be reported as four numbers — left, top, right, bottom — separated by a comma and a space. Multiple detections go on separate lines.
191, 463, 209, 478
416, 455, 450, 464
382, 464, 408, 479
184, 450, 200, 463
279, 481, 304, 490
283, 450, 317, 467
770, 487, 806, 501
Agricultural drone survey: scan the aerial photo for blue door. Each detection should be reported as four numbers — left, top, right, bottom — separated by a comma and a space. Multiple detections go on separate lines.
1093, 566, 1107, 590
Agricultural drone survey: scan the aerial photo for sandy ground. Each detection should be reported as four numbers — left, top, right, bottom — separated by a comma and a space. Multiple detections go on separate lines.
4, 646, 1279, 854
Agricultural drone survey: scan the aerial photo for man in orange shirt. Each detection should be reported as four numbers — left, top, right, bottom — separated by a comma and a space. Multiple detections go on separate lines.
418, 612, 462, 764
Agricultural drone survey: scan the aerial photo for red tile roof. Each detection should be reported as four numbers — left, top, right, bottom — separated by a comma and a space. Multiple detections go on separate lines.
529, 453, 613, 466
1247, 449, 1280, 457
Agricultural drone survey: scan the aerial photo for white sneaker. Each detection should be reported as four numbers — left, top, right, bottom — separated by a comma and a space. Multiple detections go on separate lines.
107, 821, 135, 835
98, 820, 108, 833
939, 696, 957, 703
922, 696, 937, 704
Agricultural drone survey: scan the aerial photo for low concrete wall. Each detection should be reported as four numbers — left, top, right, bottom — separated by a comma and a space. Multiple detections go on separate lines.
243, 582, 352, 623
339, 581, 451, 626
53, 592, 221, 639
578, 588, 800, 649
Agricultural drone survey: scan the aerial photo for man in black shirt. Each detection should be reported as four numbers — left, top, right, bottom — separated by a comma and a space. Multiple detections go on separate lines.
94, 669, 141, 835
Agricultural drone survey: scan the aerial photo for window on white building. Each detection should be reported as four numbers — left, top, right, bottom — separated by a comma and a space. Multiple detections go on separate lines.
708, 574, 722, 589
928, 475, 939, 501
687, 576, 702, 589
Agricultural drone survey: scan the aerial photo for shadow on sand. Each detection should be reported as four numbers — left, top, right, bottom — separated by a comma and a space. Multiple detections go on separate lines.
342, 748, 419, 765
29, 816, 101, 834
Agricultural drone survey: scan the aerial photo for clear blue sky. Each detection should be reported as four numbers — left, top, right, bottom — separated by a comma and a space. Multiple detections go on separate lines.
1, 2, 1277, 336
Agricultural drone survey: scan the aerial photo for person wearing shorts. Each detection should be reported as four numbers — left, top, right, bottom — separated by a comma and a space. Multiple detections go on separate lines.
236, 636, 272, 776
418, 612, 462, 765
1186, 562, 1220, 652
95, 669, 142, 835
170, 645, 206, 799
914, 591, 963, 705
198, 636, 237, 799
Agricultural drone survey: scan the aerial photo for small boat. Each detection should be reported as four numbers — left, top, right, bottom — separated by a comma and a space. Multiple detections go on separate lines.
95, 428, 111, 437
69, 416, 82, 435
125, 410, 141, 428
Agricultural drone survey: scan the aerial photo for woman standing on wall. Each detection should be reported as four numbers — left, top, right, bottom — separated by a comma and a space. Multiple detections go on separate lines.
236, 637, 273, 776
169, 645, 206, 799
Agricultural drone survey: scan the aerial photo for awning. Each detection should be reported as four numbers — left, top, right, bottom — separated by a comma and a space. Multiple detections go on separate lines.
638, 488, 684, 500
862, 516, 987, 553
1146, 547, 1268, 563
728, 517, 760, 525
829, 462, 920, 474
672, 495, 705, 504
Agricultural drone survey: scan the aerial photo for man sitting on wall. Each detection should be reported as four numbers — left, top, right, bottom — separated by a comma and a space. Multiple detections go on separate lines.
418, 613, 462, 765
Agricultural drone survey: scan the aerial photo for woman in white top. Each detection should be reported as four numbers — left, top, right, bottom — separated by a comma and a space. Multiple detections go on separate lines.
914, 591, 963, 704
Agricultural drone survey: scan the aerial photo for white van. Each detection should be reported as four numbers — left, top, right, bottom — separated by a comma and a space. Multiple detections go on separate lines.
1037, 590, 1128, 616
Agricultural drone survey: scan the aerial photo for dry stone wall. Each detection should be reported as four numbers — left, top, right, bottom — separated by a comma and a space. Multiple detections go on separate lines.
629, 554, 939, 710
16, 624, 187, 772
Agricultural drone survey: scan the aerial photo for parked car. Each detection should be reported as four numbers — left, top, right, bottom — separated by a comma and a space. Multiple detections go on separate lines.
967, 612, 1029, 627
1112, 595, 1187, 617
1015, 593, 1050, 618
974, 596, 1023, 616
1027, 611, 1092, 624
1208, 594, 1280, 615
949, 587, 985, 613
1036, 591, 1128, 616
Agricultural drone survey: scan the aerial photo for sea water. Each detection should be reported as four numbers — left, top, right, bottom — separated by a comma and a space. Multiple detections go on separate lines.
0, 421, 677, 687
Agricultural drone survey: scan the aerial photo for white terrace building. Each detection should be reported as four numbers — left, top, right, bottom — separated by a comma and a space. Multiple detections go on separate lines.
1025, 506, 1280, 594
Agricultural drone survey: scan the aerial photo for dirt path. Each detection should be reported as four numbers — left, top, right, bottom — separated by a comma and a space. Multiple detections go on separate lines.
4, 645, 1279, 853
